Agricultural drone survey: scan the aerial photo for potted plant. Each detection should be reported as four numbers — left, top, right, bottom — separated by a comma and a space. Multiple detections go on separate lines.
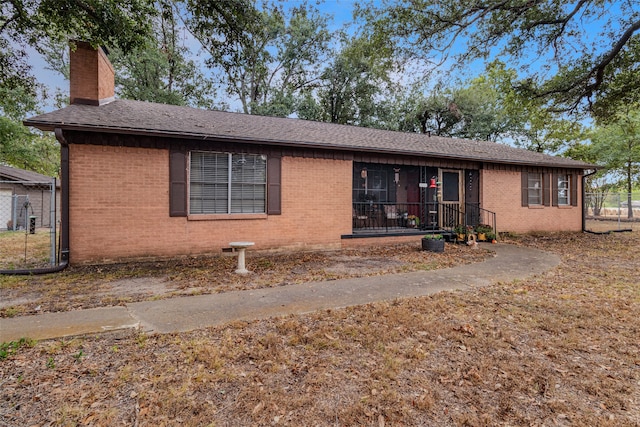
422, 234, 445, 252
475, 224, 493, 241
453, 224, 468, 241
486, 232, 497, 243
407, 215, 420, 228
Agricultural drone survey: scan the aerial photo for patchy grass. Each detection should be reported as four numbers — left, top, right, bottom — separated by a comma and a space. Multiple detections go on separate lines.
585, 218, 640, 233
0, 242, 490, 317
0, 230, 53, 270
1, 232, 639, 426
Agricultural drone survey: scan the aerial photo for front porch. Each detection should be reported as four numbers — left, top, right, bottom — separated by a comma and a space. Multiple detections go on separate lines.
348, 201, 497, 241
345, 162, 497, 241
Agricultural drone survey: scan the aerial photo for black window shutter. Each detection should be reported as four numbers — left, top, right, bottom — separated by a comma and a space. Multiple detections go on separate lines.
267, 156, 281, 215
570, 173, 578, 206
552, 172, 558, 206
543, 173, 551, 206
521, 172, 528, 207
169, 150, 187, 217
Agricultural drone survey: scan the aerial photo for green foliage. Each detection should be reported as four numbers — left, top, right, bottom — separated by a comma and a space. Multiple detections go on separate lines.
475, 224, 493, 234
1, 0, 155, 175
0, 117, 60, 176
589, 106, 640, 217
392, 61, 583, 153
1, 0, 156, 95
592, 37, 640, 123
109, 2, 217, 109
187, 0, 331, 115
296, 31, 398, 127
362, 0, 640, 115
422, 234, 443, 240
0, 338, 36, 360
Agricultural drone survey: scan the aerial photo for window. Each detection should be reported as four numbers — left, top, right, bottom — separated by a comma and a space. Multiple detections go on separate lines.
557, 174, 570, 205
353, 164, 390, 203
527, 173, 543, 205
189, 152, 266, 214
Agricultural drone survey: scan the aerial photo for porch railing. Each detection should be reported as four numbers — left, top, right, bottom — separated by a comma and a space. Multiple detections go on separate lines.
353, 202, 423, 232
352, 201, 497, 238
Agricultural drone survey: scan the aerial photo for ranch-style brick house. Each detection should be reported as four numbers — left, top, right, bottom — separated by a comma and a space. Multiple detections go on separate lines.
25, 42, 595, 265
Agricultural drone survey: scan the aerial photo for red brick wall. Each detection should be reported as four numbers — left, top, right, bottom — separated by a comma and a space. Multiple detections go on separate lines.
68, 145, 352, 264
481, 169, 582, 233
69, 42, 114, 105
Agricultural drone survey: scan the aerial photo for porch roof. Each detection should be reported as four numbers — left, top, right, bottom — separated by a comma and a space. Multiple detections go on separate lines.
25, 99, 594, 170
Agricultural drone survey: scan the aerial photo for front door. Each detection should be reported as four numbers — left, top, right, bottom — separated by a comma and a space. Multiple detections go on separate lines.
440, 170, 463, 227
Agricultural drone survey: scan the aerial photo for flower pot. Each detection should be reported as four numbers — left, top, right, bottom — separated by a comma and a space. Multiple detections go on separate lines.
477, 232, 486, 241
422, 238, 445, 253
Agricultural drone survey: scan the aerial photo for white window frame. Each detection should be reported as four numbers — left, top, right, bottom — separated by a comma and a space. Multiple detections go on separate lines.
527, 173, 543, 206
557, 174, 570, 206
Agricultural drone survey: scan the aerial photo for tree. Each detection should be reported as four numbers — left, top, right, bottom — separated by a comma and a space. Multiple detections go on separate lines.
362, 0, 640, 114
109, 2, 217, 109
1, 0, 155, 175
590, 106, 640, 218
296, 32, 398, 127
391, 61, 584, 153
185, 1, 332, 115
564, 141, 610, 217
1, 0, 156, 101
0, 77, 59, 176
592, 37, 640, 123
0, 118, 60, 176
395, 90, 461, 136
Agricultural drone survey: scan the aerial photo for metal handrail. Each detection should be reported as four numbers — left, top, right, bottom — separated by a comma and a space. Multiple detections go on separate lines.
351, 201, 497, 239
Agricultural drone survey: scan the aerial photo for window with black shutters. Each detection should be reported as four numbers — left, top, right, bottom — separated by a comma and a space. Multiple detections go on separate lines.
189, 152, 267, 214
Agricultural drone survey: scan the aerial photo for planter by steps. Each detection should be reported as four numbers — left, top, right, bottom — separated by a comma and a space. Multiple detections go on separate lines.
422, 237, 445, 253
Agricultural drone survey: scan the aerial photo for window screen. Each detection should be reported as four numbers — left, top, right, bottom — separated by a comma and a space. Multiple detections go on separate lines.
190, 152, 266, 214
557, 174, 569, 205
527, 173, 542, 205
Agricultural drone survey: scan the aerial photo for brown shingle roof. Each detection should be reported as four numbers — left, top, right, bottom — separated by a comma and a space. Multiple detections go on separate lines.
0, 164, 57, 185
25, 99, 594, 169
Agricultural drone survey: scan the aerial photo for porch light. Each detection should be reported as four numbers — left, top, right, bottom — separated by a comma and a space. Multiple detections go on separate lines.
361, 168, 367, 179
394, 168, 400, 185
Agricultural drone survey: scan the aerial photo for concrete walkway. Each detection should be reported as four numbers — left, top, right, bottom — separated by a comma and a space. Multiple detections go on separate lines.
0, 244, 559, 342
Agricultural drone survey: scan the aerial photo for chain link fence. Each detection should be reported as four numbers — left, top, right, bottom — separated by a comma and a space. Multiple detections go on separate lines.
584, 192, 640, 233
0, 180, 59, 270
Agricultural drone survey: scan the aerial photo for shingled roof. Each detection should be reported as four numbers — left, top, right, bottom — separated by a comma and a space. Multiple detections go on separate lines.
25, 99, 594, 169
0, 164, 57, 185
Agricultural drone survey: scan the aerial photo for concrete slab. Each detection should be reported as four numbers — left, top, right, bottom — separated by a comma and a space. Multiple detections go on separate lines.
0, 244, 560, 342
0, 306, 138, 342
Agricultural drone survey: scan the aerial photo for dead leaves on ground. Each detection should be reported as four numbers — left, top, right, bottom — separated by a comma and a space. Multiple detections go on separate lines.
1, 232, 640, 425
1, 242, 491, 317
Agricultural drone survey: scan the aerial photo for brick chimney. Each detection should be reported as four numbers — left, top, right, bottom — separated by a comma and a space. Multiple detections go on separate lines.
69, 41, 115, 106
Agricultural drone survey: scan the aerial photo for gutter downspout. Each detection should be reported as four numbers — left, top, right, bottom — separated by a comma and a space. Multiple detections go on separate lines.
0, 128, 70, 275
55, 128, 70, 265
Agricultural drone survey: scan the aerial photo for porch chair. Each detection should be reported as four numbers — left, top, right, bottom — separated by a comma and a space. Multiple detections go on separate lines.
353, 207, 368, 228
384, 205, 400, 227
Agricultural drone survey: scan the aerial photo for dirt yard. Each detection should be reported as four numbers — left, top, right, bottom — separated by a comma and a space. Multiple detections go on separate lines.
1, 232, 639, 426
0, 242, 491, 317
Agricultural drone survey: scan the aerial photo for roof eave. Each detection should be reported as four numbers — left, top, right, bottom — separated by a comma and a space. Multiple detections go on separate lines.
24, 120, 598, 171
